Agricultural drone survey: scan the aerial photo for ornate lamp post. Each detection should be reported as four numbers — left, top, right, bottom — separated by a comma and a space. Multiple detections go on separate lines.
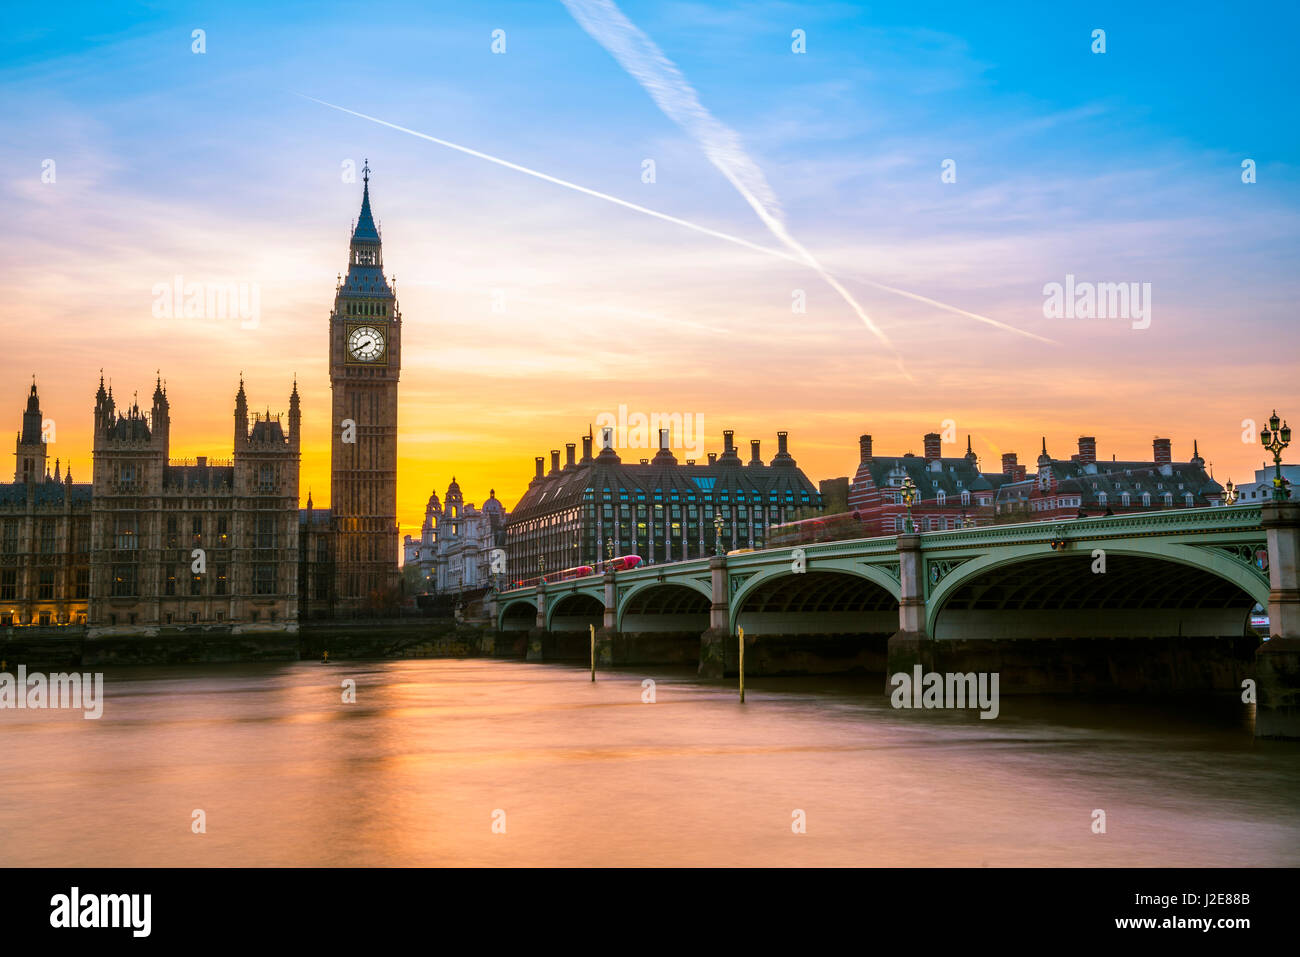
537, 556, 545, 583
900, 476, 918, 534
1224, 479, 1238, 506
713, 514, 725, 555
1261, 410, 1292, 502
606, 537, 614, 563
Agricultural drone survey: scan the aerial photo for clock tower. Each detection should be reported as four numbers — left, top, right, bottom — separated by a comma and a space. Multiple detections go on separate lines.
330, 161, 401, 610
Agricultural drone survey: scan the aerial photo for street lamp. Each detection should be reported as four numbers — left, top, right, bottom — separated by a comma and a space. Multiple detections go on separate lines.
1261, 410, 1292, 502
606, 537, 614, 563
537, 556, 545, 583
1224, 479, 1238, 506
900, 476, 918, 533
713, 514, 724, 555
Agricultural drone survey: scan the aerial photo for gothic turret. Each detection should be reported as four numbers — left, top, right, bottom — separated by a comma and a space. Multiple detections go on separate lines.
234, 376, 248, 450
288, 377, 301, 452
14, 379, 46, 483
151, 375, 170, 452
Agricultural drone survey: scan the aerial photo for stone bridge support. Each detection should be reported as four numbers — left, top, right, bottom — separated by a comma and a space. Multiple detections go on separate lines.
698, 555, 729, 678
595, 569, 617, 666
886, 531, 931, 678
526, 581, 547, 661
1258, 502, 1300, 737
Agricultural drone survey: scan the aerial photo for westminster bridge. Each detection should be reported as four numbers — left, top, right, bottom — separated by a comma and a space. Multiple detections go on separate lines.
492, 502, 1300, 737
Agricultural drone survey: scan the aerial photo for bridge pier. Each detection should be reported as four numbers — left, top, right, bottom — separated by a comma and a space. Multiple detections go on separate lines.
1257, 502, 1300, 738
526, 582, 547, 661
699, 555, 729, 678
886, 531, 933, 679
596, 569, 617, 666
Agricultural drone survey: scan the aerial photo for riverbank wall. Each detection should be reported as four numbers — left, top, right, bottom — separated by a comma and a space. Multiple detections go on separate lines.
0, 620, 513, 670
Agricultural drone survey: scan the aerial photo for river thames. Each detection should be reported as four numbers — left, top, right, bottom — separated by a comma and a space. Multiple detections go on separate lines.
2, 659, 1298, 867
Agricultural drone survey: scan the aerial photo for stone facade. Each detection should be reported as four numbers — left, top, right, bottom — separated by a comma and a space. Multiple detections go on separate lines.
86, 375, 300, 633
404, 479, 508, 596
1, 383, 91, 626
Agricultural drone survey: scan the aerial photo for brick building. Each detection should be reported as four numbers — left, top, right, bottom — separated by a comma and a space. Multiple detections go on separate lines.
840, 430, 1226, 536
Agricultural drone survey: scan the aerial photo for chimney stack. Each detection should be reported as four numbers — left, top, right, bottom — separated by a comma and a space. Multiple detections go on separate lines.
1077, 436, 1097, 465
534, 456, 544, 480
923, 432, 942, 463
859, 434, 873, 463
707, 452, 717, 465
581, 432, 593, 462
750, 439, 761, 465
1002, 452, 1018, 476
718, 429, 740, 465
550, 449, 560, 474
659, 428, 670, 451
565, 443, 576, 468
1153, 438, 1171, 466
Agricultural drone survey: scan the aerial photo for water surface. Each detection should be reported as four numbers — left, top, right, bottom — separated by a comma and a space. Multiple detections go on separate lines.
2, 660, 1297, 866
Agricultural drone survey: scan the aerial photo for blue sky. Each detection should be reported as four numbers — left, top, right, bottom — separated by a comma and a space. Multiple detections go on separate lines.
2, 0, 1297, 520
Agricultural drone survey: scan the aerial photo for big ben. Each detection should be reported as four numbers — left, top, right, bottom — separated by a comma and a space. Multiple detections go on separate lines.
330, 161, 401, 609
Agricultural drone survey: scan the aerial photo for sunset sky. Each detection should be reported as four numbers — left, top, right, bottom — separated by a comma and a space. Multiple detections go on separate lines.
3, 1, 1298, 542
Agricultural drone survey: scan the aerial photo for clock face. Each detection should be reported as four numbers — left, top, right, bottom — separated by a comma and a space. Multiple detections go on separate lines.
347, 324, 386, 362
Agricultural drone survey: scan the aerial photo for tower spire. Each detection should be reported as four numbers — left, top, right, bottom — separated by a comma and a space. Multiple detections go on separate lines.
353, 160, 379, 242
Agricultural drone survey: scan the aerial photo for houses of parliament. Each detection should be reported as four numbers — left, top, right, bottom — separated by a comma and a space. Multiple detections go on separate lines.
0, 167, 401, 632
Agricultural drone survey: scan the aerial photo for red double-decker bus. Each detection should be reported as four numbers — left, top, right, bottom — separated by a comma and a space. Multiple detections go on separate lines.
767, 512, 869, 548
510, 555, 642, 589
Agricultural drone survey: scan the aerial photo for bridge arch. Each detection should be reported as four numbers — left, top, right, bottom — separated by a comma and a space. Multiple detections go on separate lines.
546, 588, 605, 631
498, 597, 537, 631
925, 541, 1268, 640
616, 578, 712, 633
729, 565, 900, 635
728, 563, 901, 635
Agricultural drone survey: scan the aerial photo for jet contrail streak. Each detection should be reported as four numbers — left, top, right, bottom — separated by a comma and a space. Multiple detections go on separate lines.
294, 93, 1052, 347
560, 0, 903, 372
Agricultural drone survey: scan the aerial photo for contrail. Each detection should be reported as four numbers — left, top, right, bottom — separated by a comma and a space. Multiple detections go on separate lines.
294, 95, 1052, 346
560, 0, 908, 372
